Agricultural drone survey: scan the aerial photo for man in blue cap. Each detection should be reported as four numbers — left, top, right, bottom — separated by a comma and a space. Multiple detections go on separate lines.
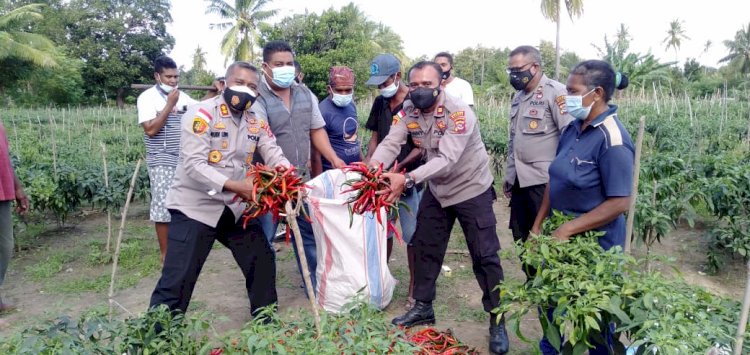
363, 53, 425, 311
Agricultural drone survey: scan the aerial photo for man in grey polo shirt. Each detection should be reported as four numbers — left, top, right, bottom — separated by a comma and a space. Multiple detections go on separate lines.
252, 40, 345, 293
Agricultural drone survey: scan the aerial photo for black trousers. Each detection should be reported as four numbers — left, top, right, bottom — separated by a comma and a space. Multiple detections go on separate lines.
509, 179, 546, 279
412, 187, 504, 313
149, 207, 276, 314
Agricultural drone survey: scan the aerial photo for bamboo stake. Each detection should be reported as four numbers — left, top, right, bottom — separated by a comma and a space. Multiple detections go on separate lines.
285, 198, 321, 337
734, 260, 750, 355
101, 142, 113, 252
625, 116, 646, 254
686, 92, 694, 128
108, 159, 142, 320
48, 115, 58, 177
652, 82, 660, 115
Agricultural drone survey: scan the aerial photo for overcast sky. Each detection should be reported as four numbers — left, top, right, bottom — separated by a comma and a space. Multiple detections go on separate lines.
167, 0, 747, 75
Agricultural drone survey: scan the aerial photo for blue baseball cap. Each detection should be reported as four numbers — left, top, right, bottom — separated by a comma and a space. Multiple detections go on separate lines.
366, 53, 401, 86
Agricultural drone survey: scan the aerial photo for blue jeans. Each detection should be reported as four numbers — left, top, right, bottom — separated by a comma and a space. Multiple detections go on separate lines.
539, 307, 616, 355
258, 207, 317, 292
389, 186, 424, 244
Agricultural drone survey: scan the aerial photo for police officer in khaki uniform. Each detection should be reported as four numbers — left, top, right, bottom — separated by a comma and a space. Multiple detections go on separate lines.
149, 62, 290, 317
504, 46, 573, 278
371, 61, 509, 355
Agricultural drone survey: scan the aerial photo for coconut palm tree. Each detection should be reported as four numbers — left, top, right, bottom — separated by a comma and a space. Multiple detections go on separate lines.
0, 3, 56, 67
206, 0, 278, 65
719, 23, 750, 75
540, 0, 584, 80
370, 23, 407, 65
662, 19, 690, 63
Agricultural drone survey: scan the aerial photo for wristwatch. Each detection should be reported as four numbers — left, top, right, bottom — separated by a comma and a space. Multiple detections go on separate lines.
404, 173, 415, 189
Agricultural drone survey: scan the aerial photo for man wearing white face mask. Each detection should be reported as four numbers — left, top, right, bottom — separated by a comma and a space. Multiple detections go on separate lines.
252, 40, 345, 294
137, 56, 218, 263
311, 66, 361, 177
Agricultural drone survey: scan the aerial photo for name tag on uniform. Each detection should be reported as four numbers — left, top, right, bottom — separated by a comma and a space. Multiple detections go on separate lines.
530, 100, 545, 106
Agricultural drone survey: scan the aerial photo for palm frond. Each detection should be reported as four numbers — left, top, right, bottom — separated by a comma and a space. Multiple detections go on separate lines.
204, 0, 236, 18
0, 3, 45, 29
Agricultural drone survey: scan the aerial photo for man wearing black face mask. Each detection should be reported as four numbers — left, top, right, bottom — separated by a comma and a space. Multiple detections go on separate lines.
149, 61, 290, 318
504, 46, 572, 279
434, 52, 474, 107
369, 61, 509, 355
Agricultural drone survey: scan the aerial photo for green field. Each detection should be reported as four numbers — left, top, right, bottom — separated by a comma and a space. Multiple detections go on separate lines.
1, 94, 749, 353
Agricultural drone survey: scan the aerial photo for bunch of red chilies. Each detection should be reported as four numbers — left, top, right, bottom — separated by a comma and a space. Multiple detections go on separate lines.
341, 162, 409, 243
406, 327, 478, 355
238, 163, 307, 243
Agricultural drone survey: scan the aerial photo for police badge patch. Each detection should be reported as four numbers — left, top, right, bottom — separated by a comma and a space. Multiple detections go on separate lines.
192, 117, 209, 135
449, 111, 466, 134
208, 150, 222, 163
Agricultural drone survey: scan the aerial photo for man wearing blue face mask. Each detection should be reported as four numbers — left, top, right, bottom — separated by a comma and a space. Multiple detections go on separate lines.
311, 66, 361, 177
252, 40, 346, 295
137, 56, 220, 263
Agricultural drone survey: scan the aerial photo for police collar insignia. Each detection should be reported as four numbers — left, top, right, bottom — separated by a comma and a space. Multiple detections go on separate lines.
435, 106, 445, 117
220, 104, 230, 117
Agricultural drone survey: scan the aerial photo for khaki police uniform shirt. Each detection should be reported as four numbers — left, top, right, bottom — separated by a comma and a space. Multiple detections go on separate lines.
166, 96, 290, 228
370, 92, 494, 207
505, 74, 573, 188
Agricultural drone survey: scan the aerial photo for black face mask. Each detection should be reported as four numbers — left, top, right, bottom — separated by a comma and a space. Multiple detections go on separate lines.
410, 87, 440, 110
441, 68, 451, 80
223, 86, 257, 112
509, 69, 534, 91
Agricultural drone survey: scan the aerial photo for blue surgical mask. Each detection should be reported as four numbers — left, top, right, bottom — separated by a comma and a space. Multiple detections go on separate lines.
266, 65, 296, 88
380, 79, 398, 98
332, 93, 353, 107
565, 89, 596, 120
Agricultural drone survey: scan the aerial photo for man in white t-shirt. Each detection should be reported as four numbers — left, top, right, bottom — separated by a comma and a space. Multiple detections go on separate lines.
434, 52, 475, 107
136, 56, 217, 263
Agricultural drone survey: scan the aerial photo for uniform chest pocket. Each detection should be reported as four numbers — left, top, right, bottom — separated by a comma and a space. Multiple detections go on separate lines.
210, 134, 232, 152
430, 136, 441, 149
521, 108, 548, 135
242, 134, 260, 154
571, 157, 599, 189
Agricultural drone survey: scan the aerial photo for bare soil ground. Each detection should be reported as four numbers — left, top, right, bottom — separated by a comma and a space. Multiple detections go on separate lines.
0, 198, 745, 354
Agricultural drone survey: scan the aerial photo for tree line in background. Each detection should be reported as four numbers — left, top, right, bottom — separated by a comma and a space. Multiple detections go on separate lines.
1, 0, 749, 107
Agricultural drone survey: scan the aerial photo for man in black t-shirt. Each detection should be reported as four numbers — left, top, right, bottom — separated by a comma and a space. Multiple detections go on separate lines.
363, 53, 424, 311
